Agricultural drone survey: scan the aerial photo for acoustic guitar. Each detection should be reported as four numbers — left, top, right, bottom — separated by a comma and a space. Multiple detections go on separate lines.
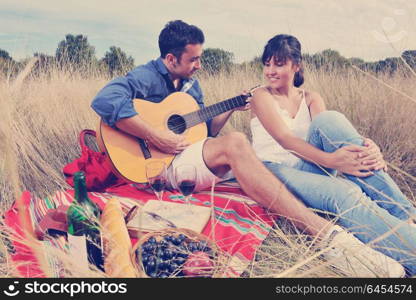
96, 91, 250, 183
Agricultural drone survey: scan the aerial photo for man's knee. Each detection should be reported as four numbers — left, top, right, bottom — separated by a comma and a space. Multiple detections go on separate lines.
223, 132, 251, 154
203, 132, 250, 165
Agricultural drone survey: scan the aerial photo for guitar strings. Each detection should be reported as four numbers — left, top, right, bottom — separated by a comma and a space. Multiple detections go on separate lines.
166, 95, 247, 132
168, 97, 242, 131
170, 96, 244, 130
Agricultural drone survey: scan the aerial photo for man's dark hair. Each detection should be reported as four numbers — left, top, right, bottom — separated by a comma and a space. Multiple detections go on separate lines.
159, 20, 204, 61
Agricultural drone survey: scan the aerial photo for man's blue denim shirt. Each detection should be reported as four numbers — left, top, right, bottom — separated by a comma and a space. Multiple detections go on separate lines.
91, 57, 213, 136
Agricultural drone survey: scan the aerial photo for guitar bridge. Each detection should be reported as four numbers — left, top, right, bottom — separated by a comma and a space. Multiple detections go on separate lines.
137, 137, 151, 159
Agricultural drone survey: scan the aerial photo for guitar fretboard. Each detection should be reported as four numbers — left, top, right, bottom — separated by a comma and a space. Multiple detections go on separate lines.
184, 95, 248, 128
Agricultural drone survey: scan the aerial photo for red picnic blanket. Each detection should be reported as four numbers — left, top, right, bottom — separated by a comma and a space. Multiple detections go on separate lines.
4, 182, 274, 277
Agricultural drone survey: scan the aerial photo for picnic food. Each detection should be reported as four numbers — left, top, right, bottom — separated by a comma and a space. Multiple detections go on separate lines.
100, 199, 137, 277
132, 229, 224, 278
35, 205, 69, 240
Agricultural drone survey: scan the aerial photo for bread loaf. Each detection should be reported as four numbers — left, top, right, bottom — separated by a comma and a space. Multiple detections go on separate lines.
100, 198, 137, 277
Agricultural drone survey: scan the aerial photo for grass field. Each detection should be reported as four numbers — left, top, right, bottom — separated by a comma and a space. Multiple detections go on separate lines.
0, 60, 415, 277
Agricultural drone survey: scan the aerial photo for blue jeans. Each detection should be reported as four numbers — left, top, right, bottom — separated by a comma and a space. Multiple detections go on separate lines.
264, 111, 416, 275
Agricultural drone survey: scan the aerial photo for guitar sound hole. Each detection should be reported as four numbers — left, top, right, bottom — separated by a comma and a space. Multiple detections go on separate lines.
167, 114, 186, 134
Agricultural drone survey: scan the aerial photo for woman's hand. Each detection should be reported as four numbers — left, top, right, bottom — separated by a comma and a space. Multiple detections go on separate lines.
362, 138, 388, 172
329, 145, 375, 177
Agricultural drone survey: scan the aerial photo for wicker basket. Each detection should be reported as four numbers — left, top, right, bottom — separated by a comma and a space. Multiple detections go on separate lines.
131, 228, 229, 278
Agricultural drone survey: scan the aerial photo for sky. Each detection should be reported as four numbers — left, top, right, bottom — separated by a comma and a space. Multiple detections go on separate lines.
1, 0, 415, 64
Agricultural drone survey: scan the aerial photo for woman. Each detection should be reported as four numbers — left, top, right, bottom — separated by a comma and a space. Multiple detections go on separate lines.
250, 34, 416, 276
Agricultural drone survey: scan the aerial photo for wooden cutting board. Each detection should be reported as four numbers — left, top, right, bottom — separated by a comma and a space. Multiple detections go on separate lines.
127, 200, 211, 237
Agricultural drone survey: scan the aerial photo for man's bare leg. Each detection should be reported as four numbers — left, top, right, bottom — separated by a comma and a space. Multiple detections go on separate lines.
203, 132, 331, 237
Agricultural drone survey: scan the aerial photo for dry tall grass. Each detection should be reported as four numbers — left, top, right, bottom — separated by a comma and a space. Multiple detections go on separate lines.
0, 61, 415, 277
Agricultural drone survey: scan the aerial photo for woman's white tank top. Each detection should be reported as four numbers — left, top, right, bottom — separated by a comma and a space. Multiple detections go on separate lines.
250, 90, 311, 167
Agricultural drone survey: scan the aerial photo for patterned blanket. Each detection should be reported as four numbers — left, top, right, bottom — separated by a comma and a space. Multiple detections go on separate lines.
4, 182, 275, 277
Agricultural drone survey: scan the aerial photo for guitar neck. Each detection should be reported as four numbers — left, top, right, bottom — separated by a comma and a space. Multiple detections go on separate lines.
184, 94, 248, 128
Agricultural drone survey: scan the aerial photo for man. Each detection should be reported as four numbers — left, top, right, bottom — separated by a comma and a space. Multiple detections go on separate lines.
91, 20, 404, 276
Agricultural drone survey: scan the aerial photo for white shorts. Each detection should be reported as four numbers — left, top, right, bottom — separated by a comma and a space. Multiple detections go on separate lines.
166, 138, 224, 192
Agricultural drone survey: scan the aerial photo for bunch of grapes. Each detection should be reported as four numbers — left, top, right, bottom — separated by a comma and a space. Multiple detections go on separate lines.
136, 234, 215, 278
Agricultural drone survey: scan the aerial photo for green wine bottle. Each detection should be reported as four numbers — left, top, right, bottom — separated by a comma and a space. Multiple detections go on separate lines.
67, 171, 104, 271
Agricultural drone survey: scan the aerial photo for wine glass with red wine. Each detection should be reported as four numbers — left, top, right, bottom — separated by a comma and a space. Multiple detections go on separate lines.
145, 161, 167, 202
175, 164, 196, 208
